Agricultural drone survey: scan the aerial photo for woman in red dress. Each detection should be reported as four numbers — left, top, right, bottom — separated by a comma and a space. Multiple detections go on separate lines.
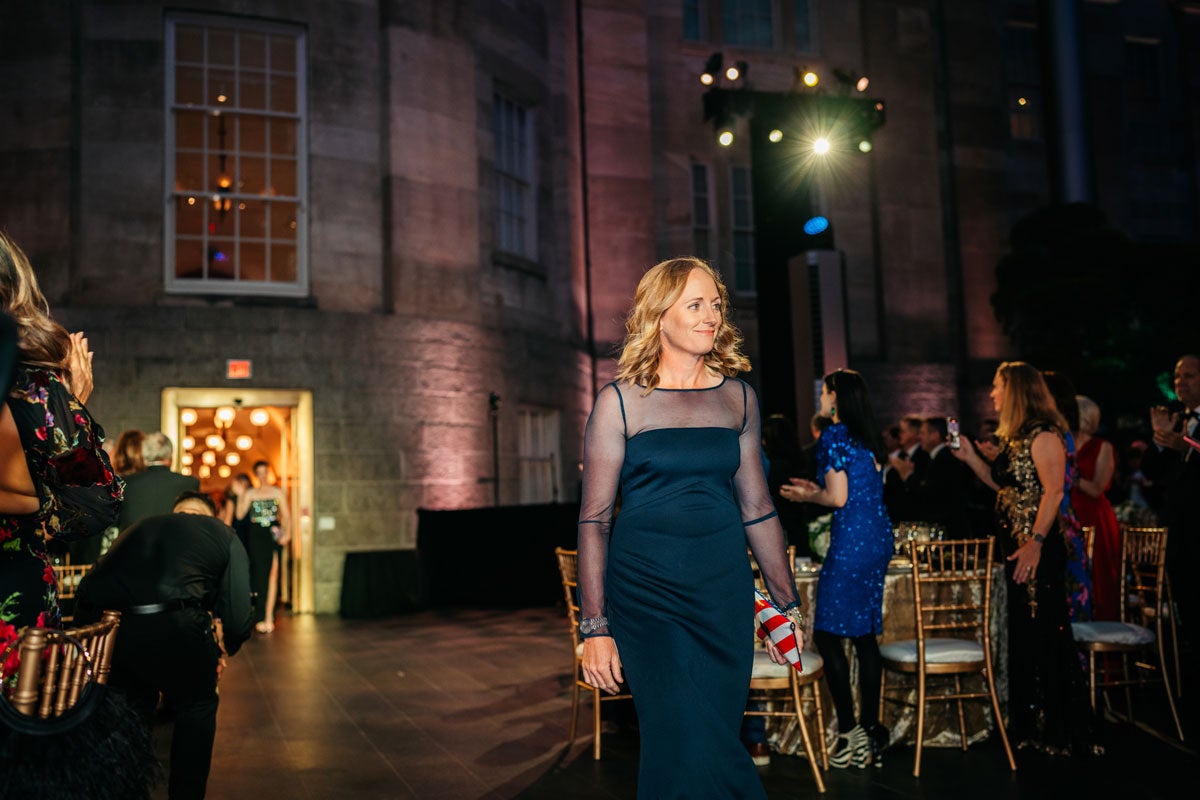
1072, 395, 1122, 620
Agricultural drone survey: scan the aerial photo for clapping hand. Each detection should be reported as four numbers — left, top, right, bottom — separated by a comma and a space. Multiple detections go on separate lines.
779, 477, 819, 504
1150, 405, 1186, 452
62, 331, 95, 403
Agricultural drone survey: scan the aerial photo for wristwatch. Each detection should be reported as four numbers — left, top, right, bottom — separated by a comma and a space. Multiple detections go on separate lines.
1031, 533, 1045, 544
579, 616, 608, 635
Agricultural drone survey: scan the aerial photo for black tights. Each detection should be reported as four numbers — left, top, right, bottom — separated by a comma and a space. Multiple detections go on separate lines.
813, 628, 883, 734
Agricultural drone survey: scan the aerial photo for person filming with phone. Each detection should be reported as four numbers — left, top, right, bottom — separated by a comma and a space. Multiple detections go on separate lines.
1142, 353, 1200, 656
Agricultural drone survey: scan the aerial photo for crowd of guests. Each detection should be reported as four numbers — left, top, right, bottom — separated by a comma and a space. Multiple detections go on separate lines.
0, 229, 290, 799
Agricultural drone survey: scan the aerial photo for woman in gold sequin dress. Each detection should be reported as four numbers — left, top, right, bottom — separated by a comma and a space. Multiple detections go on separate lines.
954, 362, 1098, 756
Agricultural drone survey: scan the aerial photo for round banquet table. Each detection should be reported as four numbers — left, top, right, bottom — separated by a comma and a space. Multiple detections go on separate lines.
766, 563, 1008, 756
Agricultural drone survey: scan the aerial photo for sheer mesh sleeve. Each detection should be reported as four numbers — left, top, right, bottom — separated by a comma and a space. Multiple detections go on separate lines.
735, 382, 799, 612
576, 383, 626, 637
10, 367, 123, 542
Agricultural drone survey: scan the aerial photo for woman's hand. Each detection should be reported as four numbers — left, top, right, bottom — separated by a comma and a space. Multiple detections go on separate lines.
1007, 537, 1042, 585
581, 636, 624, 695
779, 477, 819, 503
62, 331, 94, 403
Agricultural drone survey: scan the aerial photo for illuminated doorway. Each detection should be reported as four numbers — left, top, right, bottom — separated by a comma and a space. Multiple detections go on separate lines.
161, 387, 314, 613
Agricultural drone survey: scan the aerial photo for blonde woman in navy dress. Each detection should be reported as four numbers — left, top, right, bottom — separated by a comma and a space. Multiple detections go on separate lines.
577, 257, 804, 799
779, 368, 893, 768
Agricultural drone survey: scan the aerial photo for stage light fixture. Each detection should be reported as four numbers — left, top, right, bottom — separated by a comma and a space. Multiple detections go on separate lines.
718, 129, 734, 147
859, 139, 873, 153
700, 52, 723, 86
768, 129, 783, 143
813, 137, 831, 155
803, 69, 819, 87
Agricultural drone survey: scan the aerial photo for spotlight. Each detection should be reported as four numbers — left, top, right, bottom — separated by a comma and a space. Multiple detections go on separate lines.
803, 69, 819, 88
718, 129, 735, 147
768, 129, 783, 143
700, 52, 723, 87
813, 137, 831, 155
856, 76, 870, 92
858, 139, 873, 153
803, 216, 830, 236
725, 60, 747, 82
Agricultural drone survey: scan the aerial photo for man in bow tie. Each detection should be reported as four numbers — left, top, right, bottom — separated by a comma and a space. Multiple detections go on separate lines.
1143, 354, 1200, 658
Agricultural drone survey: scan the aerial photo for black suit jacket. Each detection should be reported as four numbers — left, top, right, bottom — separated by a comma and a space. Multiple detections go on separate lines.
1140, 436, 1200, 573
914, 446, 974, 537
116, 465, 201, 531
884, 447, 930, 523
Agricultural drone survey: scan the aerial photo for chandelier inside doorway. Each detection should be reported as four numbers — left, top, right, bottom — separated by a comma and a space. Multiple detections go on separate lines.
178, 404, 281, 489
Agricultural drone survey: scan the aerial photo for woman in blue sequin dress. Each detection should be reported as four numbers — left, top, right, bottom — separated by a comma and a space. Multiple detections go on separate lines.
780, 368, 893, 768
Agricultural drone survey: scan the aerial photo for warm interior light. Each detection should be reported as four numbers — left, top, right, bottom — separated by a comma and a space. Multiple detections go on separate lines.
856, 76, 870, 92
181, 409, 198, 426
700, 72, 714, 86
859, 139, 873, 153
236, 435, 254, 451
205, 434, 226, 451
215, 406, 237, 425
718, 130, 734, 147
218, 465, 232, 478
249, 409, 270, 426
813, 137, 831, 155
182, 435, 195, 451
803, 70, 819, 87
181, 466, 192, 476
201, 451, 217, 466
226, 452, 241, 466
768, 129, 783, 143
725, 65, 740, 81
1017, 97, 1027, 106
181, 453, 194, 466
199, 465, 211, 479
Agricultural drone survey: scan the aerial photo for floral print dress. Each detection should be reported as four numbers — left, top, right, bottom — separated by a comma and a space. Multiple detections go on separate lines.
1, 366, 122, 672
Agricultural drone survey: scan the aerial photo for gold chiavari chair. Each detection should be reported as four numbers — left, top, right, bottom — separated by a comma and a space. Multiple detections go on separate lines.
553, 547, 633, 759
879, 538, 1015, 777
1071, 526, 1184, 740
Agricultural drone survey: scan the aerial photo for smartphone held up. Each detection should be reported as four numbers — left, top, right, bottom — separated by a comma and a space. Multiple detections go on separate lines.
947, 416, 961, 450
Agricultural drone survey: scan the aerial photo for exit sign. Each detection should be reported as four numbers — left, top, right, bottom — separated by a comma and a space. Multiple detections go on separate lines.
226, 359, 252, 379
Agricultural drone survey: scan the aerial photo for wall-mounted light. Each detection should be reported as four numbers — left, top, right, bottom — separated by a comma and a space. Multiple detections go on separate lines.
182, 435, 195, 451
201, 451, 217, 466
226, 452, 241, 466
249, 409, 270, 427
236, 435, 254, 450
181, 409, 198, 426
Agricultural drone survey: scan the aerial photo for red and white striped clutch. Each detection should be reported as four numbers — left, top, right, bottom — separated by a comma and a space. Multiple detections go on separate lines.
754, 588, 803, 673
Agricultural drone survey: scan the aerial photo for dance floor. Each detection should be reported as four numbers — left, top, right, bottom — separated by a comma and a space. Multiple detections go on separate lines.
148, 606, 1198, 799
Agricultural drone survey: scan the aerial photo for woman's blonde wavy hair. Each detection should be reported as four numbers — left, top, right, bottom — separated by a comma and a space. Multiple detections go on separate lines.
0, 229, 71, 378
614, 256, 749, 394
994, 361, 1067, 440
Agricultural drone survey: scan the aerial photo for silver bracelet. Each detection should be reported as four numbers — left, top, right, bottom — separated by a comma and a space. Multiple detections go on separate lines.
579, 615, 609, 635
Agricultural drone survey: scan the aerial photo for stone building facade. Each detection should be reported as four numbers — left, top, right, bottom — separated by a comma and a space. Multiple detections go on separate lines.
2, 0, 1195, 612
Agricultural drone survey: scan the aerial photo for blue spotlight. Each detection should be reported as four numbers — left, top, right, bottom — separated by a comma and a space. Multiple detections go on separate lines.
803, 216, 830, 236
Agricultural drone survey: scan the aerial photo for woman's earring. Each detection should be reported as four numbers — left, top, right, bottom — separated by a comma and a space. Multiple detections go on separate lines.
830, 406, 836, 417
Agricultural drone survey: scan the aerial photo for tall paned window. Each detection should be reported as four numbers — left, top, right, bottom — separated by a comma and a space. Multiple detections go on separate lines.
722, 0, 775, 48
517, 407, 560, 504
494, 92, 538, 262
730, 165, 755, 295
793, 0, 813, 52
691, 163, 712, 261
683, 0, 709, 42
165, 15, 308, 296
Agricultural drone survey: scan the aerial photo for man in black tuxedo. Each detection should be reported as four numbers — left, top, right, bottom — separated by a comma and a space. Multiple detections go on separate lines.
883, 414, 929, 524
116, 431, 200, 531
1141, 354, 1200, 653
913, 416, 974, 538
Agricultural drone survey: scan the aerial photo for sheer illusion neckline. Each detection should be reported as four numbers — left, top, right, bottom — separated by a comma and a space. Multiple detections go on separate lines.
642, 376, 728, 392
